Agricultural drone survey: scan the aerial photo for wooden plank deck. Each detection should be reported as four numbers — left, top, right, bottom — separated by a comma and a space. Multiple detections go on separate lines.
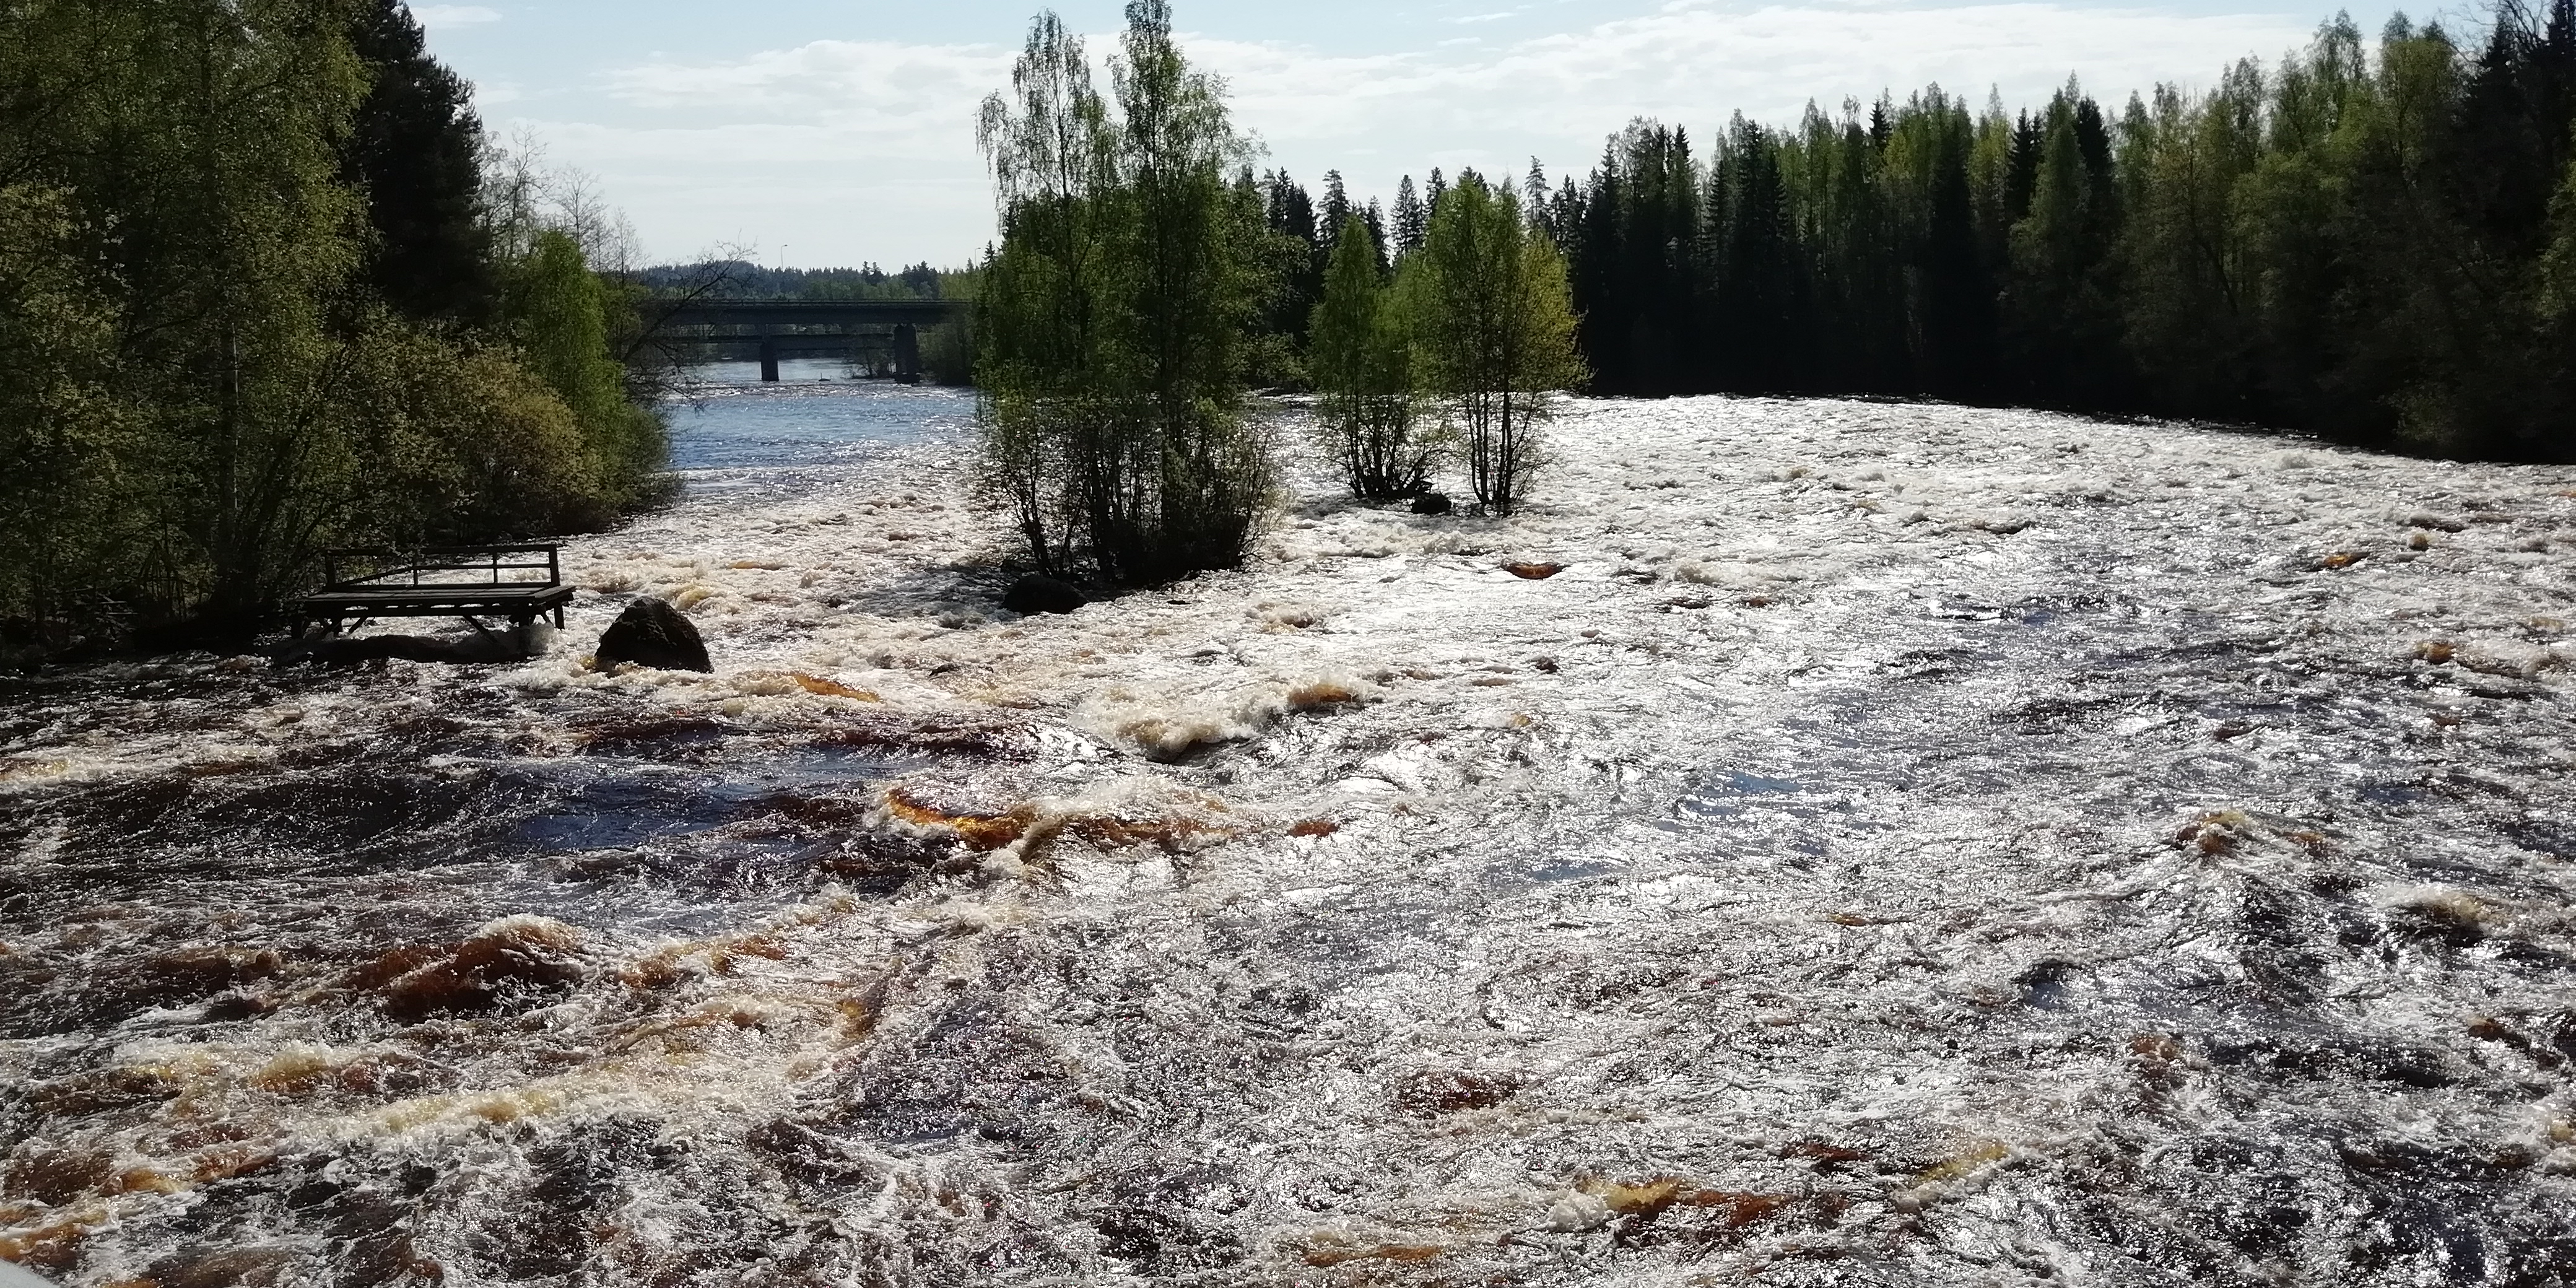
291, 544, 572, 635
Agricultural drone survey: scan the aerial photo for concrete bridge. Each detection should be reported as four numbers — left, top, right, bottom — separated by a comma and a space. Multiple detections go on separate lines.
646, 298, 970, 382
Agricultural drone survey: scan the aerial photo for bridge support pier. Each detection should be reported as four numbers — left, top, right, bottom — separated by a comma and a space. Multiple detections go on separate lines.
894, 323, 921, 385
759, 335, 780, 383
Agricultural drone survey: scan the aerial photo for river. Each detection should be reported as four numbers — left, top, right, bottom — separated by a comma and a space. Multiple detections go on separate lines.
2, 375, 2572, 1286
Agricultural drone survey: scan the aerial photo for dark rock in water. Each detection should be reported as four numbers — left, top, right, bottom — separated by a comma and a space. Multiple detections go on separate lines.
1410, 492, 1453, 515
596, 598, 712, 672
1004, 574, 1087, 616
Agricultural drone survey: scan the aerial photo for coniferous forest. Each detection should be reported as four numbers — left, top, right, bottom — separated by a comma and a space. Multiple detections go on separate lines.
1243, 5, 2576, 463
977, 1, 2576, 588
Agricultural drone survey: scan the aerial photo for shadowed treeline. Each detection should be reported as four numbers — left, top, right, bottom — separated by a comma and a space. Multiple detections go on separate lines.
1537, 6, 2576, 459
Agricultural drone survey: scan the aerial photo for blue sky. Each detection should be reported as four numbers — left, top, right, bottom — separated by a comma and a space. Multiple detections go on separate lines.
417, 0, 2391, 268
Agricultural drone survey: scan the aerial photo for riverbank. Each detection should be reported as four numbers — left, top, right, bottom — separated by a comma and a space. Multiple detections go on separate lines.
5, 396, 2575, 1284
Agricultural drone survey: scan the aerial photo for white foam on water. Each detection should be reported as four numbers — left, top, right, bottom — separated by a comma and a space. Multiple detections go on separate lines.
4, 396, 2576, 1284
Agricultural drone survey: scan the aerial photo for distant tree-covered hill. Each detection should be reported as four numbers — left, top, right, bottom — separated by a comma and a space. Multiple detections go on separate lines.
636, 260, 977, 301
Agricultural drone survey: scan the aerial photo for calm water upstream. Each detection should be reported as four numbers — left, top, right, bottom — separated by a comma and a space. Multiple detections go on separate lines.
3, 391, 2574, 1286
664, 363, 973, 473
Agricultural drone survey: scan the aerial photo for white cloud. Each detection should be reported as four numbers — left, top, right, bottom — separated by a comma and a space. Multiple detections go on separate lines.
412, 4, 502, 27
599, 40, 1011, 124
1193, 2, 2319, 149
503, 1, 2327, 264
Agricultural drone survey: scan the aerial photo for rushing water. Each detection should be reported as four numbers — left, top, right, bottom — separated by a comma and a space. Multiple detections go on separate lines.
3, 391, 2574, 1286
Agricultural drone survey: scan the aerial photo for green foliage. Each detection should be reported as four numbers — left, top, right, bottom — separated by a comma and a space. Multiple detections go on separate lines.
2545, 163, 2576, 313
0, 183, 136, 646
1407, 172, 1585, 515
0, 0, 375, 629
634, 260, 962, 302
1555, 6, 2576, 459
505, 230, 666, 515
973, 2, 1274, 585
2005, 87, 2129, 406
0, 0, 669, 652
334, 313, 606, 544
344, 0, 495, 326
1308, 217, 1437, 498
921, 322, 980, 386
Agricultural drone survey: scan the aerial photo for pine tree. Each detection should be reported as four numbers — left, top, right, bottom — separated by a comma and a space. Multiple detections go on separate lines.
344, 0, 496, 326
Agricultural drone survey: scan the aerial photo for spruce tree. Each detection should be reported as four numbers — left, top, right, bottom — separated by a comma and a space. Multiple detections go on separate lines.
1320, 170, 1353, 251
344, 0, 496, 326
1713, 116, 1804, 391
1393, 175, 1427, 255
2004, 110, 2043, 223
1263, 169, 1324, 344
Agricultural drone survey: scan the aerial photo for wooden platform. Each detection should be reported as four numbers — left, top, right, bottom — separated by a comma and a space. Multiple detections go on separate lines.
291, 545, 573, 635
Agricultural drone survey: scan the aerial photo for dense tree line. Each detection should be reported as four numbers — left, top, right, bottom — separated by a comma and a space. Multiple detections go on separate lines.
0, 0, 666, 657
1539, 6, 2576, 459
1211, 6, 2575, 461
633, 260, 967, 302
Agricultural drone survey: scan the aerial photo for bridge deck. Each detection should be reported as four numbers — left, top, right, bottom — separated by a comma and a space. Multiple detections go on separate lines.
291, 546, 572, 634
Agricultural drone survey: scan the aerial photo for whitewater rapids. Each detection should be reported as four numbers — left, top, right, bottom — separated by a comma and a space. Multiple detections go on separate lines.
4, 394, 2574, 1286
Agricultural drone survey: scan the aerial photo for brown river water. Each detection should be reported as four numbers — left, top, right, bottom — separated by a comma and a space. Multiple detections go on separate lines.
4, 381, 2574, 1286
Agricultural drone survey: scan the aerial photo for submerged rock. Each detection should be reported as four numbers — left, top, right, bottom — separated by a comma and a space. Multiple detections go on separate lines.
1003, 574, 1087, 616
1410, 492, 1453, 515
596, 598, 712, 672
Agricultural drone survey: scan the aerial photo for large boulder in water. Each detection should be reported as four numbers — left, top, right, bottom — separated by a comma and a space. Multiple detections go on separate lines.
1003, 574, 1087, 616
596, 598, 711, 672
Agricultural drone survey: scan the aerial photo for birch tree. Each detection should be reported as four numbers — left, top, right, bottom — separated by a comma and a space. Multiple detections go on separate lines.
1407, 172, 1585, 515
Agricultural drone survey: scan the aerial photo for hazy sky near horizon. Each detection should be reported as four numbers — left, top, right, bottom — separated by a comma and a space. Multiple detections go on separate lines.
419, 0, 2391, 268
